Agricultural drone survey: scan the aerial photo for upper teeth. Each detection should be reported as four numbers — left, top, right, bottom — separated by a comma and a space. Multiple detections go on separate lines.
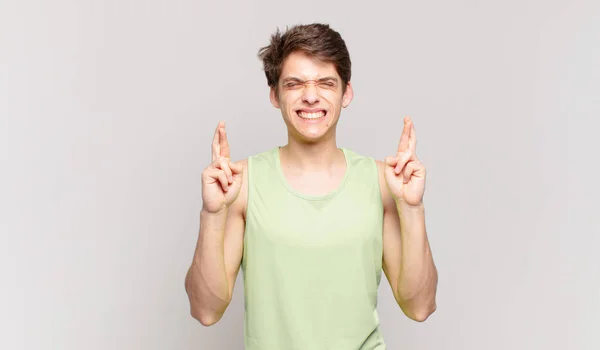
298, 111, 325, 119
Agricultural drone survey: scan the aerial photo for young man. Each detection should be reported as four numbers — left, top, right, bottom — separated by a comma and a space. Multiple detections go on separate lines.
185, 23, 438, 349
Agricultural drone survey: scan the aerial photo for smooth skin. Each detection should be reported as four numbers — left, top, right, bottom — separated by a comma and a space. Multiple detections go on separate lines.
185, 51, 438, 326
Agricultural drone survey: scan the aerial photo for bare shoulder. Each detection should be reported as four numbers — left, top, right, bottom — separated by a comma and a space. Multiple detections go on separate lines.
375, 159, 396, 213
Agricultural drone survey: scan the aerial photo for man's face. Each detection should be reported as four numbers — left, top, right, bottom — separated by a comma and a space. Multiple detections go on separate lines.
270, 51, 353, 143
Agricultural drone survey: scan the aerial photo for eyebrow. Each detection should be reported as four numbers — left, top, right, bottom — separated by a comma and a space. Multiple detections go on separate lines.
281, 76, 339, 83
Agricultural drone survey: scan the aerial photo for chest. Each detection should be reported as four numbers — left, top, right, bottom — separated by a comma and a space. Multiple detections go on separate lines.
282, 169, 346, 198
247, 187, 383, 249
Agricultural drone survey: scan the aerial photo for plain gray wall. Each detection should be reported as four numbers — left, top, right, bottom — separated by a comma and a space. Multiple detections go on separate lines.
1, 0, 598, 349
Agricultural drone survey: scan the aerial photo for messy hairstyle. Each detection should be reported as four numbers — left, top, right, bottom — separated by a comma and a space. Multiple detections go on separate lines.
257, 23, 352, 93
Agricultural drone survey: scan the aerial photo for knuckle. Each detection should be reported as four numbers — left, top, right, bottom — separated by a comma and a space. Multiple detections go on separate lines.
220, 160, 231, 171
214, 157, 226, 167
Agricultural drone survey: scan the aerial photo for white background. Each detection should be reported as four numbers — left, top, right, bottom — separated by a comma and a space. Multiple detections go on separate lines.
1, 0, 598, 349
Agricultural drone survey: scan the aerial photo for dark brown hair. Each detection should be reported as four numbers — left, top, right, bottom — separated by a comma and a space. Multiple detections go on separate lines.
257, 23, 352, 93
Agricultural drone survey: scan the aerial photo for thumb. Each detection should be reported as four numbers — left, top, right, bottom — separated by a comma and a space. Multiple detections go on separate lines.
385, 156, 399, 167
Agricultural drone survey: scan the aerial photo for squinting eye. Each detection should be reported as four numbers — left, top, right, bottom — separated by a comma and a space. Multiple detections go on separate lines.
284, 83, 301, 89
319, 82, 336, 88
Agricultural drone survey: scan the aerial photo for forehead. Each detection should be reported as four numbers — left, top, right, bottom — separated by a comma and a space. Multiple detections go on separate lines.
280, 51, 339, 81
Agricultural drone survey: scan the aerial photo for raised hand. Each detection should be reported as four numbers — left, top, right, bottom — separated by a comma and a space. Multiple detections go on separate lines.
384, 116, 427, 207
201, 122, 244, 214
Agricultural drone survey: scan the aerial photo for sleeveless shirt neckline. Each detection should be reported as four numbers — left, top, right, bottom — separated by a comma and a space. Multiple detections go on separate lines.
273, 146, 351, 201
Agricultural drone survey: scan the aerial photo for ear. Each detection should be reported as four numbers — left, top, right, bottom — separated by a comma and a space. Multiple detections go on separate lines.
269, 87, 280, 109
341, 81, 354, 108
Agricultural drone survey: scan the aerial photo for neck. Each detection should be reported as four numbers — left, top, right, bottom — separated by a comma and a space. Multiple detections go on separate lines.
280, 137, 343, 172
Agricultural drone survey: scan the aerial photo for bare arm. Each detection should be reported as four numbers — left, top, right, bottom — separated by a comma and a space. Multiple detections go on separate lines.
185, 122, 247, 326
377, 118, 439, 322
185, 180, 246, 325
378, 160, 437, 322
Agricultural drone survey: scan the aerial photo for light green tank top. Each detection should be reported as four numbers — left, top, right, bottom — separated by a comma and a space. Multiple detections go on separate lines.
241, 146, 386, 349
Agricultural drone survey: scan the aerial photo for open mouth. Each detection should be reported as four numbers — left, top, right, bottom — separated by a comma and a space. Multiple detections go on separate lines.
296, 110, 327, 120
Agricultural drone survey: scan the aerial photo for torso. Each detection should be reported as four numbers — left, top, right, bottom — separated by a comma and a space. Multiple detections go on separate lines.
239, 146, 387, 349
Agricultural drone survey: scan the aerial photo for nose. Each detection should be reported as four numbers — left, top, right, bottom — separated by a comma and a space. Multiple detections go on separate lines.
301, 82, 320, 105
